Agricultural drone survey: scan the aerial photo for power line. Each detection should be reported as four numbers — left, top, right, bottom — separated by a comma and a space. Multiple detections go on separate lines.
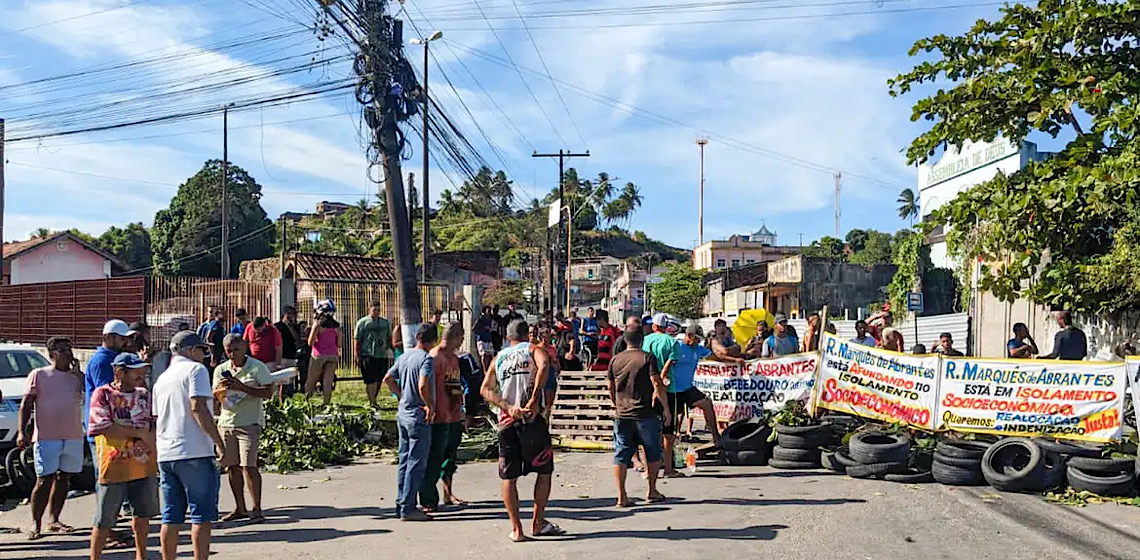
467, 0, 568, 146
124, 222, 276, 275
507, 0, 587, 148
8, 0, 156, 35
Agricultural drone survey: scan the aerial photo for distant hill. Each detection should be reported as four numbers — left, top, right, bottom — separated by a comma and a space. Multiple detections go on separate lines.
577, 229, 690, 263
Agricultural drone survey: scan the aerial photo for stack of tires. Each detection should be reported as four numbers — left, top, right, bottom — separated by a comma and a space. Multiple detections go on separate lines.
932, 439, 990, 486
1062, 449, 1137, 497
719, 417, 772, 466
829, 432, 929, 482
769, 423, 832, 469
980, 438, 1067, 492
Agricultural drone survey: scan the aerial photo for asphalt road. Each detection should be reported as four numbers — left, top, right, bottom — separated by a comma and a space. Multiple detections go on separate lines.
2, 451, 1139, 560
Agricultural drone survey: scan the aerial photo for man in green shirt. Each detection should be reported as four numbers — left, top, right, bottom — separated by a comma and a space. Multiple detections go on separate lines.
213, 334, 275, 523
356, 301, 392, 407
641, 313, 683, 477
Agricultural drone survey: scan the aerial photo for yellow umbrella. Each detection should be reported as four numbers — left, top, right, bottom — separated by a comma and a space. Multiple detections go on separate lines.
732, 308, 775, 348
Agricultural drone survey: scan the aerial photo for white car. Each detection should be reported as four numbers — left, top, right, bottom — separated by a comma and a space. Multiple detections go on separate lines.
0, 345, 53, 450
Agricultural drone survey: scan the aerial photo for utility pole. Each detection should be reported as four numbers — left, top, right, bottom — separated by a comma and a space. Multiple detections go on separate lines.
0, 118, 6, 276
406, 172, 416, 235
278, 217, 287, 279
220, 104, 232, 279
833, 171, 842, 239
411, 31, 442, 283
695, 137, 708, 246
532, 149, 588, 314
356, 0, 422, 346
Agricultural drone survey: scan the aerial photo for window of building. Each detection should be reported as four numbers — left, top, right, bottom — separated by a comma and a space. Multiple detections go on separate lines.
716, 259, 726, 268
746, 259, 756, 264
635, 289, 644, 299
731, 259, 741, 268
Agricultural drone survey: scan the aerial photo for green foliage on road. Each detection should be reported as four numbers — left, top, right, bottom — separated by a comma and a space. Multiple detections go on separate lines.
151, 160, 274, 277
651, 262, 706, 319
890, 0, 1140, 312
260, 396, 389, 473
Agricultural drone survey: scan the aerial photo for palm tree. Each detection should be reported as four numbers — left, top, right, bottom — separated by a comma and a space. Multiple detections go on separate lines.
897, 188, 919, 223
619, 182, 642, 227
350, 198, 373, 230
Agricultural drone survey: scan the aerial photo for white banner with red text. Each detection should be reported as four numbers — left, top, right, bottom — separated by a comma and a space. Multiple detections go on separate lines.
938, 357, 1126, 442
811, 332, 940, 430
692, 352, 818, 422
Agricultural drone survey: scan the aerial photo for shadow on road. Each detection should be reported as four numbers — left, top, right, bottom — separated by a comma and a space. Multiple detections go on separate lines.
571, 523, 788, 541
696, 470, 845, 479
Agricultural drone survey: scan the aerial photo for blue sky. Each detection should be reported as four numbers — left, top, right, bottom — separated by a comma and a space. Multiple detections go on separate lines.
0, 0, 1018, 250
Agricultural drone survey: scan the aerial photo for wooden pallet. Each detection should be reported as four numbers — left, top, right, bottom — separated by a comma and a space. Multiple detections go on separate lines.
550, 370, 614, 448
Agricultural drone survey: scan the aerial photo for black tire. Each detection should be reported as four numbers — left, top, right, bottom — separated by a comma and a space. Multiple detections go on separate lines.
849, 432, 910, 465
72, 444, 97, 492
932, 453, 984, 468
1067, 465, 1136, 496
737, 422, 772, 452
6, 447, 35, 496
719, 418, 763, 452
932, 459, 985, 486
772, 446, 820, 463
1067, 455, 1136, 475
1035, 439, 1103, 458
768, 459, 820, 470
725, 449, 768, 466
821, 450, 845, 473
834, 448, 859, 468
847, 461, 907, 479
774, 423, 828, 436
935, 440, 990, 460
1036, 453, 1068, 491
982, 438, 1046, 492
884, 468, 935, 484
776, 432, 831, 450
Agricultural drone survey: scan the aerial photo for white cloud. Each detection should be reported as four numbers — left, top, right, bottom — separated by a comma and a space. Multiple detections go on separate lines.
4, 213, 115, 241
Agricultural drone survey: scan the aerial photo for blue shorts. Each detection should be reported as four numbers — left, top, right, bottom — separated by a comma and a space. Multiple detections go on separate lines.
544, 366, 559, 392
159, 457, 220, 525
613, 417, 664, 467
95, 477, 159, 528
34, 439, 85, 477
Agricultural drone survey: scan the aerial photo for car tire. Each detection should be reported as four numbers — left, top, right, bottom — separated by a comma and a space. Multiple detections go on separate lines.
737, 422, 773, 453
719, 418, 760, 452
6, 447, 35, 496
847, 461, 907, 479
981, 438, 1046, 492
772, 446, 819, 463
821, 450, 845, 473
1066, 465, 1136, 496
884, 468, 935, 484
725, 449, 768, 466
932, 459, 985, 486
774, 424, 828, 436
768, 459, 820, 470
776, 432, 831, 450
1067, 455, 1136, 475
834, 448, 859, 468
849, 432, 910, 465
932, 453, 984, 469
1035, 439, 1103, 459
935, 440, 990, 460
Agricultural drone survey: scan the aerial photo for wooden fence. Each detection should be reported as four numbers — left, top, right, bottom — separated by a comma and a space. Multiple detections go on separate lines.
549, 370, 614, 448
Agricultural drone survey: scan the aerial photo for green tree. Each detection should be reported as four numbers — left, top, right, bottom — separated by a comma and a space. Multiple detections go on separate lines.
889, 0, 1140, 312
96, 223, 152, 272
896, 188, 919, 223
484, 280, 530, 308
802, 236, 846, 260
849, 230, 894, 266
651, 262, 705, 319
151, 160, 273, 277
845, 229, 869, 254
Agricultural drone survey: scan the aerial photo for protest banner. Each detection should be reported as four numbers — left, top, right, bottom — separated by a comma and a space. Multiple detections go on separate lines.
693, 352, 818, 422
812, 332, 939, 430
938, 357, 1126, 442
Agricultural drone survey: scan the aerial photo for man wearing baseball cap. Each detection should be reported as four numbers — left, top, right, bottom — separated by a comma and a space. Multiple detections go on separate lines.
760, 314, 799, 358
154, 331, 224, 560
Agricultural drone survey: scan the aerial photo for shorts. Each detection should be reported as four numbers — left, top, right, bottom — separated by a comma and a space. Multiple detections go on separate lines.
498, 417, 554, 480
159, 457, 220, 525
613, 417, 664, 467
310, 355, 338, 373
360, 355, 390, 384
220, 425, 262, 468
34, 439, 85, 477
584, 339, 599, 356
668, 387, 708, 412
94, 477, 159, 528
653, 402, 676, 436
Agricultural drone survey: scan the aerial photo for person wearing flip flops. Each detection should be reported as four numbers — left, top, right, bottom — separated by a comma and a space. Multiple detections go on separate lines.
608, 326, 672, 507
419, 322, 469, 513
213, 334, 276, 524
87, 353, 159, 560
17, 336, 86, 541
480, 319, 565, 542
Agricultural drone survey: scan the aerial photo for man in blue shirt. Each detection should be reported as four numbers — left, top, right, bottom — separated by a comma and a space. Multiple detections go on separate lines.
382, 324, 437, 522
669, 324, 721, 449
579, 307, 599, 362
230, 308, 250, 336
83, 319, 135, 547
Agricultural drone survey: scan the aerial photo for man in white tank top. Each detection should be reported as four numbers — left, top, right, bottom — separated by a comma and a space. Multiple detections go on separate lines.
480, 319, 565, 542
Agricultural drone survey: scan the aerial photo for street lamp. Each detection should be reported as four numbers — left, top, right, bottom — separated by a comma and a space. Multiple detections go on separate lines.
410, 30, 442, 283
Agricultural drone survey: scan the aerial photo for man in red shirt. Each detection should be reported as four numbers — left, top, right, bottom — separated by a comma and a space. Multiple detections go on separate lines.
590, 310, 622, 371
243, 317, 282, 370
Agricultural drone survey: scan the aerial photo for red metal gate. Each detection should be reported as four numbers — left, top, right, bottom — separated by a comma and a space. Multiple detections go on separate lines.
0, 277, 145, 348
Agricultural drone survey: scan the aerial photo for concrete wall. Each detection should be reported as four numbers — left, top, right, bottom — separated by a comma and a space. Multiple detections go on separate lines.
975, 289, 1138, 360
799, 260, 897, 315
10, 239, 110, 285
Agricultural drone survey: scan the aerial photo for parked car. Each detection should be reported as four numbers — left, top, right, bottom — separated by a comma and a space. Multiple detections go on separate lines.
0, 344, 53, 451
